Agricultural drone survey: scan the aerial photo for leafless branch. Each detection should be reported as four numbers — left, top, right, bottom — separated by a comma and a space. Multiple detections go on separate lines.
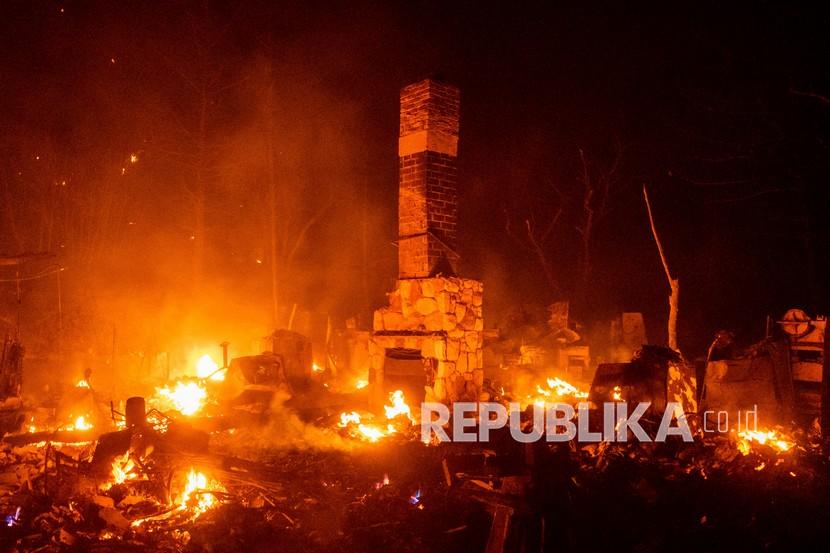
790, 87, 830, 106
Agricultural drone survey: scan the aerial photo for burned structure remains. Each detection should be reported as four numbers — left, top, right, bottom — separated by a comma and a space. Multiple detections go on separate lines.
370, 79, 484, 405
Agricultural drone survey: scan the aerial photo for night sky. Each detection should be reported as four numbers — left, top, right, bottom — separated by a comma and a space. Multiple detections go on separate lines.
2, 1, 829, 363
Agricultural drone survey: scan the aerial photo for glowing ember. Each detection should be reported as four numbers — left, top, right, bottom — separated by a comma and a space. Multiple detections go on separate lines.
355, 424, 395, 442
384, 389, 414, 422
374, 473, 390, 489
338, 411, 395, 442
178, 468, 225, 516
736, 428, 794, 456
339, 411, 362, 426
196, 354, 224, 381
156, 381, 207, 416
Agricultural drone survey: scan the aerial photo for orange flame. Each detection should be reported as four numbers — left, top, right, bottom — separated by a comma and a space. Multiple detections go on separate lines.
196, 354, 224, 382
337, 390, 413, 442
384, 389, 414, 422
528, 376, 589, 407
178, 468, 225, 516
99, 452, 139, 491
66, 415, 93, 431
155, 381, 207, 416
736, 428, 794, 455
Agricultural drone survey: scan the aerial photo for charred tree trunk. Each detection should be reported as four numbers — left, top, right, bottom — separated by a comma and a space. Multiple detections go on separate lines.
643, 185, 679, 352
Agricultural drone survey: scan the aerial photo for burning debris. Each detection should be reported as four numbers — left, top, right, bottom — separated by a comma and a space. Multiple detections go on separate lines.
336, 389, 416, 443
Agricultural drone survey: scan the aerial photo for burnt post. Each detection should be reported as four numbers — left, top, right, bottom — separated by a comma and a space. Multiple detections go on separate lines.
125, 396, 146, 428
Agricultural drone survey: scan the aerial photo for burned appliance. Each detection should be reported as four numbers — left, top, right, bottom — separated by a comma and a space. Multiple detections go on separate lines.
590, 345, 697, 420
700, 308, 827, 426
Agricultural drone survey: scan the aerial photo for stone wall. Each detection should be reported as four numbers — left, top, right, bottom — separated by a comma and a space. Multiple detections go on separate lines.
370, 276, 484, 403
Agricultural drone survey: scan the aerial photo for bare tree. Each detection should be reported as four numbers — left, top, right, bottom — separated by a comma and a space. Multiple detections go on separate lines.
574, 140, 622, 287
148, 4, 241, 295
505, 207, 563, 297
643, 185, 680, 352
259, 55, 334, 328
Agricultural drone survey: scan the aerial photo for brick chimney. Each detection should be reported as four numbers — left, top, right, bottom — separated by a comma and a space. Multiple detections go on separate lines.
371, 79, 483, 405
397, 79, 460, 278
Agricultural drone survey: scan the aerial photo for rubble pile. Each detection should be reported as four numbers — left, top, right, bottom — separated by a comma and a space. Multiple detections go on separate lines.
3, 404, 829, 552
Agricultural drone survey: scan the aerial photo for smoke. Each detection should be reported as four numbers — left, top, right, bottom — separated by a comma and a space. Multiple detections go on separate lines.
2, 4, 402, 394
212, 390, 355, 458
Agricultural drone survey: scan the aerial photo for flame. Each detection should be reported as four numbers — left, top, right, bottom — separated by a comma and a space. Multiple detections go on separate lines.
337, 390, 413, 442
544, 377, 589, 399
196, 354, 224, 382
99, 452, 138, 491
339, 411, 362, 426
66, 415, 93, 431
178, 468, 225, 516
312, 362, 325, 373
736, 428, 794, 456
355, 379, 369, 390
374, 473, 390, 489
612, 385, 622, 401
156, 381, 207, 416
75, 379, 90, 388
338, 411, 395, 442
355, 424, 395, 442
528, 376, 589, 407
111, 452, 136, 484
384, 390, 414, 422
